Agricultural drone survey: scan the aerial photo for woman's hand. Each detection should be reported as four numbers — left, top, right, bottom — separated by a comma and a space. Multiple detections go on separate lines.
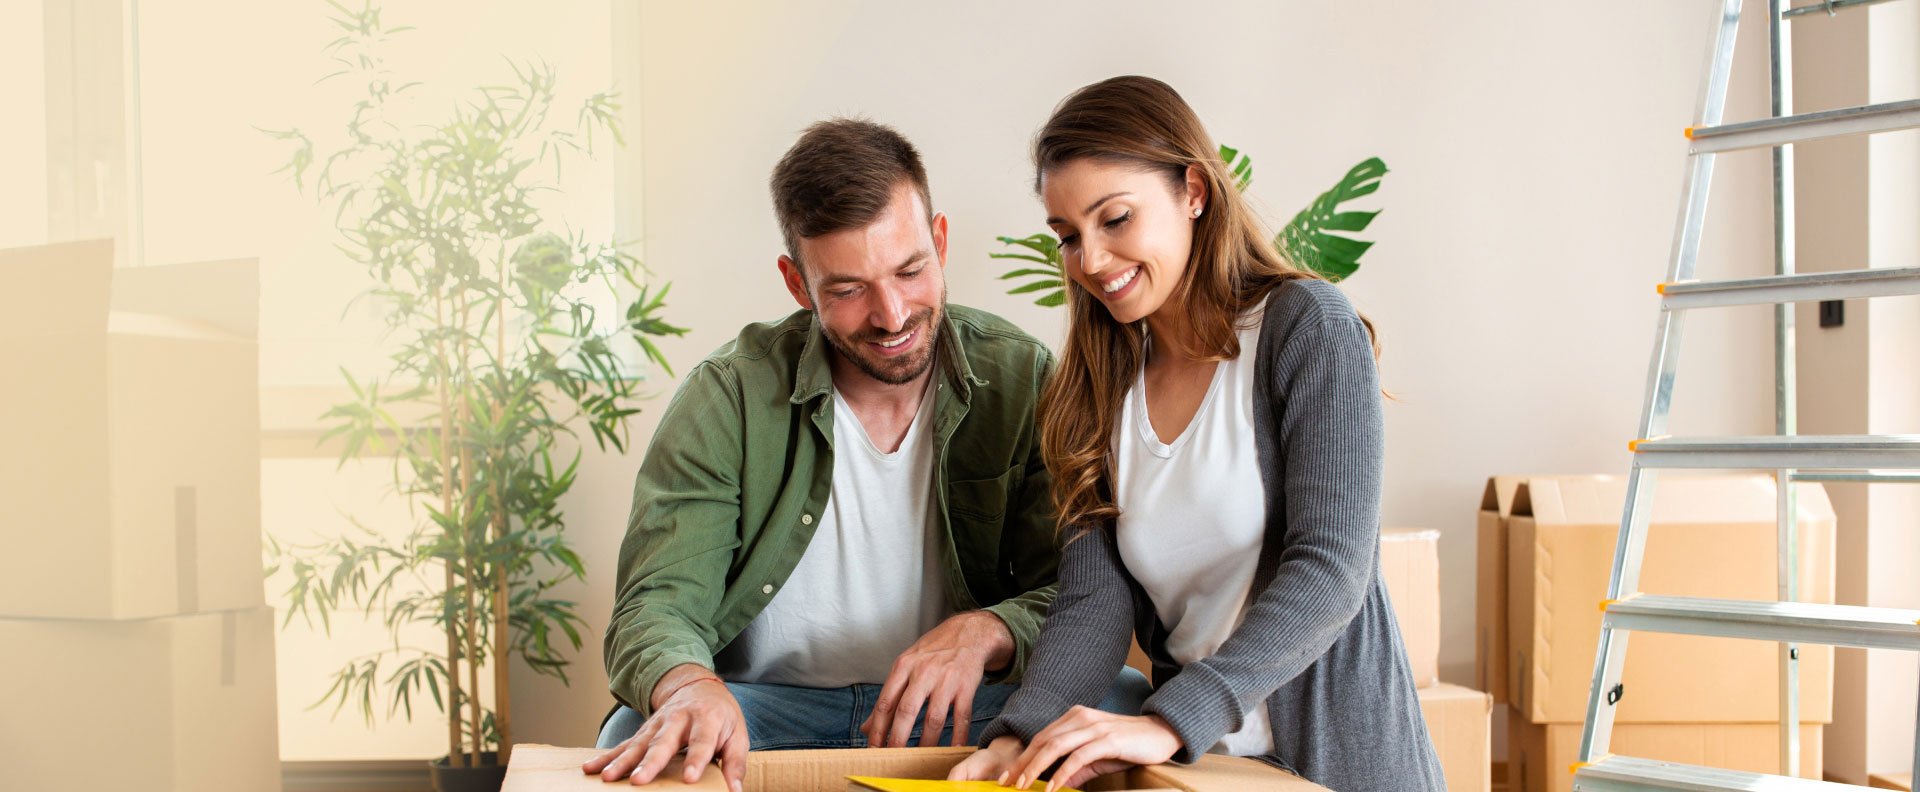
1005, 706, 1180, 792
947, 735, 1025, 783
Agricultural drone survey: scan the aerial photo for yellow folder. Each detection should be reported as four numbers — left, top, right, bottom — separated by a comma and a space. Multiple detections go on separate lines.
844, 777, 1078, 792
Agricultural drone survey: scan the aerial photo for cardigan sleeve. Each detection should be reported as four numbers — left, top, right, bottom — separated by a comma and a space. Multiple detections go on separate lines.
1141, 306, 1384, 763
977, 526, 1138, 746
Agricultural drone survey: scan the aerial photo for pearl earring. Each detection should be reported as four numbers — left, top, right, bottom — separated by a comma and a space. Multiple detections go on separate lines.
1192, 207, 1203, 219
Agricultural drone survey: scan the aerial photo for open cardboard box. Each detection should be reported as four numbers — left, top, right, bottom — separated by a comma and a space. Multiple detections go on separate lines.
1474, 475, 1531, 703
1505, 474, 1835, 724
503, 745, 1328, 791
0, 239, 263, 620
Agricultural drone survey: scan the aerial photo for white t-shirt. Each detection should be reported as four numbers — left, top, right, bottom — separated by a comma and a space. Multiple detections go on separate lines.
714, 382, 951, 688
1113, 308, 1274, 756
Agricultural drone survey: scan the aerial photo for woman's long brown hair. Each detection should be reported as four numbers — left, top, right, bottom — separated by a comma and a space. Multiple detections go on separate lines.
1034, 75, 1381, 538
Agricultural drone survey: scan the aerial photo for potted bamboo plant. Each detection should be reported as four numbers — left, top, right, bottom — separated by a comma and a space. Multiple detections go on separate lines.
263, 3, 684, 789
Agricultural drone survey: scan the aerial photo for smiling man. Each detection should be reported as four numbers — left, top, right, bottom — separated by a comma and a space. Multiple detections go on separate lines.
585, 119, 1148, 790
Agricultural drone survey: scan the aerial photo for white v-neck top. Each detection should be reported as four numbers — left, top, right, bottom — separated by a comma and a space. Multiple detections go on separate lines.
1113, 306, 1273, 756
714, 382, 950, 687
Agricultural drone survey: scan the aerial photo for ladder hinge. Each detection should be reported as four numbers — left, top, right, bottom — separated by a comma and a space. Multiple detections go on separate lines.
1606, 683, 1625, 705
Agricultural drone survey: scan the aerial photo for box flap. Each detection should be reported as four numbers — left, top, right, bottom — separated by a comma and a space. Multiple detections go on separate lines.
0, 239, 113, 337
1381, 527, 1441, 544
1480, 476, 1529, 515
110, 257, 260, 339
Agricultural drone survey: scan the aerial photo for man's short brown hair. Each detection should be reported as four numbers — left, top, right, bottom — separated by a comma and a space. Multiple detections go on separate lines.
770, 118, 933, 271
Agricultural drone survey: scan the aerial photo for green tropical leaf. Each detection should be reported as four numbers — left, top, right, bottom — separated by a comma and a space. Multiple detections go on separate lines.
1218, 144, 1253, 192
1277, 157, 1386, 282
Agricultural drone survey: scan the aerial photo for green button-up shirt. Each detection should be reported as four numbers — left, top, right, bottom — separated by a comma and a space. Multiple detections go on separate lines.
604, 304, 1061, 716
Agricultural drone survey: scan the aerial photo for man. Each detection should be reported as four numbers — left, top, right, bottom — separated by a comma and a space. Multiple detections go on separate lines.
584, 119, 1147, 790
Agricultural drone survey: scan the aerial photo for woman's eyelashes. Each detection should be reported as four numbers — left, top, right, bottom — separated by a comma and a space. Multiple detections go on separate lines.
1056, 210, 1132, 250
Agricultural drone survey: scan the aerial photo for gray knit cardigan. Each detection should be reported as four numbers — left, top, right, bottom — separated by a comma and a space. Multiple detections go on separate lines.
979, 279, 1445, 792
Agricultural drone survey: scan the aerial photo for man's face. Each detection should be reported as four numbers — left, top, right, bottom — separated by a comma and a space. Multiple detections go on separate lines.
779, 183, 948, 386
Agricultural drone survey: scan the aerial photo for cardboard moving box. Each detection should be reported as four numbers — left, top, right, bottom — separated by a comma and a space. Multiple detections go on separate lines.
0, 606, 282, 792
503, 745, 1328, 791
1418, 683, 1492, 792
1476, 475, 1537, 704
1382, 528, 1441, 689
1507, 709, 1821, 792
1506, 474, 1835, 724
0, 240, 263, 619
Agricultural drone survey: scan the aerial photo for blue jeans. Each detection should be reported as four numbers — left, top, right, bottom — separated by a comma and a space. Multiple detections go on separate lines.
596, 666, 1153, 751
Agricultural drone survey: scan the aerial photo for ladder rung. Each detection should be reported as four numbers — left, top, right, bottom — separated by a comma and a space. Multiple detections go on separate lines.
1688, 98, 1920, 153
1781, 0, 1908, 19
1661, 266, 1920, 309
1792, 471, 1920, 484
1575, 755, 1860, 790
1631, 435, 1920, 470
1604, 595, 1920, 651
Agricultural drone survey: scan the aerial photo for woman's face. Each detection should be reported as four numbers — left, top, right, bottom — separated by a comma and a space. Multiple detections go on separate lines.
1042, 158, 1204, 325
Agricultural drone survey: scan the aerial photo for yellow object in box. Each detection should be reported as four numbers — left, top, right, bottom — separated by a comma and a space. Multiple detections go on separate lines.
0, 606, 283, 792
0, 239, 263, 620
1505, 474, 1835, 723
1475, 475, 1539, 704
1418, 683, 1492, 792
1382, 528, 1441, 689
847, 778, 1063, 792
1506, 708, 1822, 792
502, 745, 1328, 791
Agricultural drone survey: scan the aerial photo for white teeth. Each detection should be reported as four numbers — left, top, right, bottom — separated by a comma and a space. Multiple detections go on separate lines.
877, 331, 912, 348
1102, 267, 1138, 294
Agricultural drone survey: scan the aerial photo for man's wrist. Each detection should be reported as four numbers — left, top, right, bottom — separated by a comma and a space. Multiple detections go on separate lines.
965, 610, 1016, 672
650, 663, 722, 710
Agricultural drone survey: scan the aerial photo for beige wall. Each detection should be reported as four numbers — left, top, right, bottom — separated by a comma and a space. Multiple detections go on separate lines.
502, 0, 1789, 754
1792, 0, 1920, 781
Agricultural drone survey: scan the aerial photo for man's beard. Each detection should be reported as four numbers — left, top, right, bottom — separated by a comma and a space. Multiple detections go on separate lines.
820, 305, 942, 386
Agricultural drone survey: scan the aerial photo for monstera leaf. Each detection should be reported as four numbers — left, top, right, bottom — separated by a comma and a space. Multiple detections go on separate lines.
1275, 157, 1386, 282
996, 147, 1386, 300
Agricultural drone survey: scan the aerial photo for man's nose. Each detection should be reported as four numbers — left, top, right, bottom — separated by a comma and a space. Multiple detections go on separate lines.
870, 284, 908, 333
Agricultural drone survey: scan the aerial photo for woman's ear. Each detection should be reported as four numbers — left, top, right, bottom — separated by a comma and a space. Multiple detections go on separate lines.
1184, 164, 1208, 217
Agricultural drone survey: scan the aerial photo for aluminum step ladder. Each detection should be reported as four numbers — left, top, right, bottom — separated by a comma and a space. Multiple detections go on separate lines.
1573, 0, 1920, 789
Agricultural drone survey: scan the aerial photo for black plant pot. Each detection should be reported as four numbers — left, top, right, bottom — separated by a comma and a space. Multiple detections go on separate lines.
430, 752, 507, 792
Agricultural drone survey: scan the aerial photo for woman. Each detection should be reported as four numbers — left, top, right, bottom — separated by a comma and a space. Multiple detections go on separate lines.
949, 76, 1443, 792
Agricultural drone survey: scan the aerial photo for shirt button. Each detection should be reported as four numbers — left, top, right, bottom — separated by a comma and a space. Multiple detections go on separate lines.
762, 584, 774, 594
801, 514, 813, 525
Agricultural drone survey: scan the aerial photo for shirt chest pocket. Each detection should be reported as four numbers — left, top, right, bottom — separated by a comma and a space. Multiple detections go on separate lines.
946, 464, 1021, 577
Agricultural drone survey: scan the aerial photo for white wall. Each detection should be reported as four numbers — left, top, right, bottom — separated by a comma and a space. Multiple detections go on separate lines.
506, 0, 1789, 753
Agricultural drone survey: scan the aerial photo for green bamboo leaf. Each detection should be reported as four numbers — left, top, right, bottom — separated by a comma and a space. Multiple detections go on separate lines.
1006, 280, 1062, 295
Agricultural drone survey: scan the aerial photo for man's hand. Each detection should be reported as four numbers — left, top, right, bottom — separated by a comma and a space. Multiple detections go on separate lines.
581, 665, 748, 790
860, 610, 1013, 748
1006, 707, 1179, 792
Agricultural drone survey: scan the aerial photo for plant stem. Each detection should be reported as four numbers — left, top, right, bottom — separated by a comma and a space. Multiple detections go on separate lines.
457, 286, 482, 768
493, 245, 513, 765
433, 289, 465, 769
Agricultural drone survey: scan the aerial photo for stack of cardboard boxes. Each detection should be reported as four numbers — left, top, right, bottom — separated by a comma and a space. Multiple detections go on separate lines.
0, 240, 281, 792
1478, 474, 1835, 792
1120, 528, 1494, 791
1385, 528, 1497, 792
